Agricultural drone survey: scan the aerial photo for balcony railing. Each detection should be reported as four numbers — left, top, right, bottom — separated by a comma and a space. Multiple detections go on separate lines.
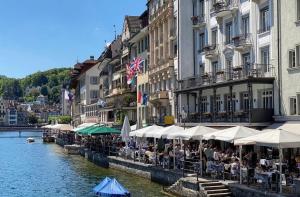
232, 33, 252, 50
191, 15, 206, 28
178, 64, 274, 90
149, 91, 169, 102
211, 0, 238, 17
203, 44, 219, 58
258, 26, 271, 34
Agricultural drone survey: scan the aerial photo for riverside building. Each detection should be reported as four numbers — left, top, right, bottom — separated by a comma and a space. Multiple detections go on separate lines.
175, 0, 278, 127
147, 0, 178, 125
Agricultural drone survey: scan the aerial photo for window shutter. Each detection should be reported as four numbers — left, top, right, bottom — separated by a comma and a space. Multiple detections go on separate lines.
296, 46, 300, 67
290, 98, 295, 115
298, 0, 300, 21
289, 50, 293, 68
297, 94, 300, 115
224, 94, 228, 112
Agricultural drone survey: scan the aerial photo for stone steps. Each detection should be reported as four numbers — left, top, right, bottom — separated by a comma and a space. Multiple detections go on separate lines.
207, 192, 231, 197
200, 180, 232, 197
206, 189, 230, 194
204, 185, 227, 190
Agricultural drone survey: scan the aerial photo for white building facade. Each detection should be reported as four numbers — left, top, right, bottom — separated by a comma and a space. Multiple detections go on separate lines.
275, 0, 300, 121
176, 0, 278, 126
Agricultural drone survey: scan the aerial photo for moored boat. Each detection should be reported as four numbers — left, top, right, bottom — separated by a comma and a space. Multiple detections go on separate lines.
27, 137, 35, 143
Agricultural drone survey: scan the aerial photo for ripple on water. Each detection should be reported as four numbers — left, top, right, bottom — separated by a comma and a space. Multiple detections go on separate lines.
0, 131, 167, 197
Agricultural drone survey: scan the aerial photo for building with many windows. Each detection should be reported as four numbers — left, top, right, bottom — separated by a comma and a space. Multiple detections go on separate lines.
275, 0, 300, 121
176, 0, 278, 127
147, 0, 178, 125
129, 10, 150, 128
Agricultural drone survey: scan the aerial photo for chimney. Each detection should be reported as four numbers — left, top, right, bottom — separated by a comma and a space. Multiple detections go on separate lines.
90, 56, 94, 60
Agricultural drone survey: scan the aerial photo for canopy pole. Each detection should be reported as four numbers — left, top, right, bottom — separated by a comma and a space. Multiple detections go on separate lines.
279, 148, 283, 194
154, 138, 157, 166
138, 137, 141, 162
239, 145, 242, 184
200, 139, 203, 177
173, 139, 176, 169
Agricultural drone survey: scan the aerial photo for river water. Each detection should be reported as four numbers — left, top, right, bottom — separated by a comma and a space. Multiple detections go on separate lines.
0, 131, 167, 197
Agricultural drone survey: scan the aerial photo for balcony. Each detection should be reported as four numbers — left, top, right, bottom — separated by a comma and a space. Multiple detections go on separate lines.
149, 91, 169, 103
191, 15, 206, 29
211, 0, 238, 18
232, 33, 252, 51
149, 59, 173, 76
177, 64, 275, 91
203, 44, 219, 59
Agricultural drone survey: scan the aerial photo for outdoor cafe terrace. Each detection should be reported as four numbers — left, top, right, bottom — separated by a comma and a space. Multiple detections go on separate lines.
45, 121, 300, 196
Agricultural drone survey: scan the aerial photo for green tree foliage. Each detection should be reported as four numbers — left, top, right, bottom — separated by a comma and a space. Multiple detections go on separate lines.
28, 114, 38, 125
40, 85, 49, 96
48, 115, 71, 124
0, 68, 71, 103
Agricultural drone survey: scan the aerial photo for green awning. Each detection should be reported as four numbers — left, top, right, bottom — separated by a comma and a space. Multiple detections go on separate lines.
77, 125, 97, 135
88, 126, 120, 135
76, 125, 120, 135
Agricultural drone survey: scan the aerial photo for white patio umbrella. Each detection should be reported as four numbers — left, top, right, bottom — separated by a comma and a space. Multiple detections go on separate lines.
235, 129, 300, 192
121, 116, 131, 146
203, 126, 261, 143
147, 125, 184, 139
52, 124, 74, 131
130, 125, 163, 138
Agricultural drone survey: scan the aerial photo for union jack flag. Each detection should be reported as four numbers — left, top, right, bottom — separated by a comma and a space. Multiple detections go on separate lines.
126, 57, 144, 85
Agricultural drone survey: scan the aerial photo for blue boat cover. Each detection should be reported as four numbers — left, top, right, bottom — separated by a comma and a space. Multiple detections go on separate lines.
92, 177, 112, 195
96, 178, 130, 197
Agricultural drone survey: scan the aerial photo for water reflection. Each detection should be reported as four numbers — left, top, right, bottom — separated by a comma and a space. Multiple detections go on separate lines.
0, 131, 166, 197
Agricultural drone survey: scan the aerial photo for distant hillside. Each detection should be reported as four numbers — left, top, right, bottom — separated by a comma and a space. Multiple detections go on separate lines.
0, 67, 71, 104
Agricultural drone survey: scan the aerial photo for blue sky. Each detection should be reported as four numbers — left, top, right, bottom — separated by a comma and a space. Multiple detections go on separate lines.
0, 0, 146, 78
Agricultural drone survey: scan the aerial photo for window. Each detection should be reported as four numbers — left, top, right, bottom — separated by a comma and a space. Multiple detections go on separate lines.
199, 0, 205, 17
212, 28, 217, 45
289, 50, 296, 68
296, 45, 300, 67
227, 94, 236, 112
243, 93, 249, 111
201, 97, 208, 113
242, 53, 251, 74
90, 90, 99, 99
242, 15, 249, 35
261, 46, 270, 72
90, 76, 99, 85
216, 96, 222, 112
199, 33, 205, 52
298, 94, 300, 115
297, 0, 300, 21
226, 58, 233, 78
212, 61, 220, 75
225, 22, 233, 44
260, 6, 270, 33
290, 97, 297, 115
262, 90, 273, 109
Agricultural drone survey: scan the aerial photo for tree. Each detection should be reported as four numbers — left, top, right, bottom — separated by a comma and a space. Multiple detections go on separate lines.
40, 85, 49, 96
28, 114, 38, 125
59, 116, 72, 124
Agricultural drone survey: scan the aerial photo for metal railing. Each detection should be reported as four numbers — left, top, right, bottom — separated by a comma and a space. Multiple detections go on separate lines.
191, 15, 206, 26
211, 0, 238, 14
178, 64, 274, 90
203, 44, 219, 57
232, 33, 252, 47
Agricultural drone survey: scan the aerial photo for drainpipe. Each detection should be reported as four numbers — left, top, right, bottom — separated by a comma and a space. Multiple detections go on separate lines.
277, 0, 282, 116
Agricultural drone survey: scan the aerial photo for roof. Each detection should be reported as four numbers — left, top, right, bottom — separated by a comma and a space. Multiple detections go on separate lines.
125, 16, 142, 33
